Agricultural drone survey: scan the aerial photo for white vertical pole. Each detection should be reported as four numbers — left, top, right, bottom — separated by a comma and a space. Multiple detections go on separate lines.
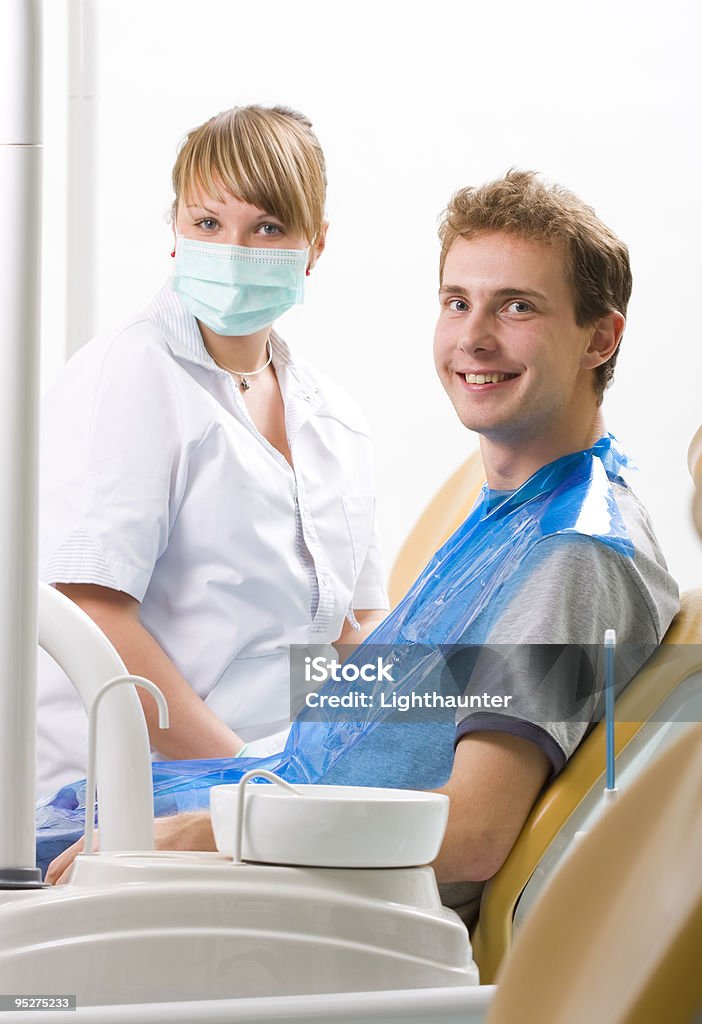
0, 0, 43, 884
66, 0, 97, 357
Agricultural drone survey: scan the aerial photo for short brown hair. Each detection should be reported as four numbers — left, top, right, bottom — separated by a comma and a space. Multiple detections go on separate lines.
172, 105, 327, 245
438, 170, 632, 402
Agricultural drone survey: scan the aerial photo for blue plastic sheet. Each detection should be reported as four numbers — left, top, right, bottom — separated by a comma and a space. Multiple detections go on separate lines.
36, 435, 633, 876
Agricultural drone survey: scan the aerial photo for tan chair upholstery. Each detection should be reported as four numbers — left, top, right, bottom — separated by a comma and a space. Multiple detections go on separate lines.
388, 449, 485, 606
484, 723, 702, 1024
689, 425, 702, 540
472, 589, 702, 983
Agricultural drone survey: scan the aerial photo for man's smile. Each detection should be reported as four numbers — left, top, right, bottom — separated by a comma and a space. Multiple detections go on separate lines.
456, 370, 521, 389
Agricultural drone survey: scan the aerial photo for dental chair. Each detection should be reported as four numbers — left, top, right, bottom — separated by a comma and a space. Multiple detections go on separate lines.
472, 588, 702, 982
483, 721, 702, 1023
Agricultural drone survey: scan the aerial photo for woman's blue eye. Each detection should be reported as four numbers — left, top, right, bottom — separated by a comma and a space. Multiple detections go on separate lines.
197, 218, 218, 231
259, 223, 282, 236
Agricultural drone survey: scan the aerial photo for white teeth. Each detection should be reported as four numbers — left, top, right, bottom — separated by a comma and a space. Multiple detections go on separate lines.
465, 372, 515, 385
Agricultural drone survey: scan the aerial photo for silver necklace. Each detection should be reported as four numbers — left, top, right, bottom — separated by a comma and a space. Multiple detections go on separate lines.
207, 338, 273, 391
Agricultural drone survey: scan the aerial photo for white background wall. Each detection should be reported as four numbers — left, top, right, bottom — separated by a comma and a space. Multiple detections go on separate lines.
41, 0, 702, 591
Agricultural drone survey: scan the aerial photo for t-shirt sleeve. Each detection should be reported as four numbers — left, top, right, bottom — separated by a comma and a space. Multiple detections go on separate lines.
40, 331, 186, 601
453, 534, 663, 776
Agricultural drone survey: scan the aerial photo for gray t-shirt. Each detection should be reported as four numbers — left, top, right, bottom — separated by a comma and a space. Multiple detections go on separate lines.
441, 480, 679, 927
453, 480, 678, 770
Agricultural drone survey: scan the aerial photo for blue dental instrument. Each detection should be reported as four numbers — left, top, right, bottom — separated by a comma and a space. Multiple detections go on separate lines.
604, 629, 617, 794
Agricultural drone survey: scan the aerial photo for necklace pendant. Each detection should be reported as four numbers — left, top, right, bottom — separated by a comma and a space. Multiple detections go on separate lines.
240, 376, 250, 391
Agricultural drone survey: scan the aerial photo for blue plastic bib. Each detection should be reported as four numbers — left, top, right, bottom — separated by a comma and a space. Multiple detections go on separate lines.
36, 436, 634, 874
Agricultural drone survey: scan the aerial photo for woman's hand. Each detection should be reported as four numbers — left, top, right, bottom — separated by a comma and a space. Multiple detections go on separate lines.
335, 608, 387, 656
45, 834, 88, 886
46, 812, 217, 886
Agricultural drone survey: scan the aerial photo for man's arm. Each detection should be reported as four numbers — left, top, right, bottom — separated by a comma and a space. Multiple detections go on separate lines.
56, 583, 245, 760
432, 529, 675, 884
432, 731, 550, 883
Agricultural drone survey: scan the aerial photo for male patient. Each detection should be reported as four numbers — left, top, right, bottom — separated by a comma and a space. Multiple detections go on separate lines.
48, 171, 678, 925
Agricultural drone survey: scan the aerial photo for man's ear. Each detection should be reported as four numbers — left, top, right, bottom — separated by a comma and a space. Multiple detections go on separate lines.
582, 311, 625, 369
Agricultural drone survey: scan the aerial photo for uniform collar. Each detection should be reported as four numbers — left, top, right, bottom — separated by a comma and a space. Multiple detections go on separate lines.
144, 280, 319, 397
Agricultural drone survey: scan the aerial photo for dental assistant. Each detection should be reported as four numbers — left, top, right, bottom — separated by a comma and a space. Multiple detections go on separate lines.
36, 105, 388, 798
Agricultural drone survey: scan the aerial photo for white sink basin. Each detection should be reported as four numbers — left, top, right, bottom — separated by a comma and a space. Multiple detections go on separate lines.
210, 783, 449, 868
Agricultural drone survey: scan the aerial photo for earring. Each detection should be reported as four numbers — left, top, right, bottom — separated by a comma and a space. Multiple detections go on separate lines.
306, 267, 311, 277
170, 249, 176, 258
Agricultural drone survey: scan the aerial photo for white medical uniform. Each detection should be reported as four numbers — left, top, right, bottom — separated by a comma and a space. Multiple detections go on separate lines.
37, 283, 388, 797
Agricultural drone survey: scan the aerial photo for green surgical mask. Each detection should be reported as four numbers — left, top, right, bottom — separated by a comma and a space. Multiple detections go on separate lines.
173, 237, 308, 336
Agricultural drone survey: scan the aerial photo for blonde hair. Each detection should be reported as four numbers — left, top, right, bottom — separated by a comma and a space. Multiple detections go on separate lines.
438, 170, 632, 402
172, 105, 327, 244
